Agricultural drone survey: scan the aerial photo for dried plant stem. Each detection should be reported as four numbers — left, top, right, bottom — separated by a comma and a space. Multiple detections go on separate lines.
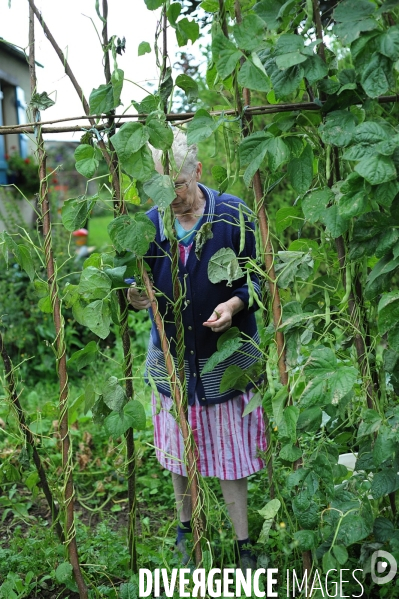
28, 6, 87, 599
100, 0, 137, 571
160, 6, 203, 567
0, 331, 65, 544
140, 263, 203, 567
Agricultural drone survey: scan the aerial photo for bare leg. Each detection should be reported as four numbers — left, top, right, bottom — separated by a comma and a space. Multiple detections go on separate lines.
171, 472, 192, 523
219, 477, 248, 540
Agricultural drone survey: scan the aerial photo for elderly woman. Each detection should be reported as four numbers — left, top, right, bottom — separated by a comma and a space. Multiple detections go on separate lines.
127, 132, 266, 568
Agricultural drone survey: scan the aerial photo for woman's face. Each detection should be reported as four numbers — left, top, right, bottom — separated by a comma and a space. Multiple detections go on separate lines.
171, 162, 203, 216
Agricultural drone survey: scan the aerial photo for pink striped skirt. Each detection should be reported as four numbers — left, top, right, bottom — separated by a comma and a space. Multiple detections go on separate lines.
151, 390, 266, 480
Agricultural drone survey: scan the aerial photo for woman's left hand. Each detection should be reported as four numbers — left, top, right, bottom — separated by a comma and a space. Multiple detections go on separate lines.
203, 297, 244, 333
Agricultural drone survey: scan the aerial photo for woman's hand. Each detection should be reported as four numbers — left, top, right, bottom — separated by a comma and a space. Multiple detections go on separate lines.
127, 286, 151, 310
203, 297, 244, 333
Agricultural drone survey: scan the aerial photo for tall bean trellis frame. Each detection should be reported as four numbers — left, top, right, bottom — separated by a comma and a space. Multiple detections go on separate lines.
1, 0, 399, 596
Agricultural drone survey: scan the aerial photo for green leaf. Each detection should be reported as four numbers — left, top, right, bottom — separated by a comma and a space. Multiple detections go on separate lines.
294, 530, 316, 551
67, 341, 98, 371
18, 245, 35, 281
74, 145, 99, 178
195, 221, 214, 260
78, 266, 112, 300
124, 400, 146, 431
332, 545, 349, 566
373, 427, 397, 466
125, 145, 155, 181
296, 407, 322, 433
144, 0, 163, 9
304, 346, 358, 404
108, 213, 156, 256
339, 191, 368, 219
353, 121, 391, 144
373, 517, 395, 542
211, 165, 228, 194
271, 64, 304, 98
280, 443, 302, 462
302, 55, 328, 85
275, 52, 307, 70
287, 143, 313, 195
357, 409, 382, 438
242, 391, 263, 417
143, 173, 175, 209
233, 15, 266, 51
333, 0, 376, 23
253, 0, 285, 30
271, 386, 288, 428
279, 405, 299, 443
258, 498, 281, 520
378, 290, 399, 335
275, 33, 303, 55
201, 338, 242, 374
89, 83, 114, 114
342, 144, 376, 162
378, 25, 399, 60
82, 300, 111, 339
175, 74, 199, 101
336, 514, 371, 546
176, 18, 200, 46
293, 496, 319, 529
302, 189, 333, 223
371, 469, 399, 498
319, 111, 357, 147
361, 53, 392, 98
220, 365, 248, 393
138, 41, 151, 56
55, 563, 73, 584
111, 68, 124, 108
275, 251, 314, 288
102, 376, 126, 411
267, 137, 290, 171
355, 154, 396, 185
110, 122, 150, 165
167, 2, 181, 26
207, 248, 244, 286
212, 34, 242, 80
104, 411, 131, 438
322, 552, 337, 573
30, 91, 55, 111
239, 131, 272, 166
187, 109, 220, 145
38, 295, 52, 313
237, 60, 271, 92
323, 205, 348, 238
132, 94, 160, 114
275, 206, 301, 233
61, 195, 96, 231
146, 117, 174, 151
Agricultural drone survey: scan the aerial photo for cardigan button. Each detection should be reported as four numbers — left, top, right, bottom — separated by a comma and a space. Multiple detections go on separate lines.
186, 300, 190, 304
193, 373, 197, 377
188, 326, 193, 330
201, 398, 205, 401
190, 350, 194, 355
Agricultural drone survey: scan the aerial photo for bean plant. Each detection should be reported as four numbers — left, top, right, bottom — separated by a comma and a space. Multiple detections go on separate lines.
1, 0, 399, 597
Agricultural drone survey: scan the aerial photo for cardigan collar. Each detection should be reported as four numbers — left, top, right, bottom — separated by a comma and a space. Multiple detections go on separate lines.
157, 183, 216, 242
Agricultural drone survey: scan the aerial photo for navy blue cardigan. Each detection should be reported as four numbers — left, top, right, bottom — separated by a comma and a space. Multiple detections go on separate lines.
144, 183, 262, 406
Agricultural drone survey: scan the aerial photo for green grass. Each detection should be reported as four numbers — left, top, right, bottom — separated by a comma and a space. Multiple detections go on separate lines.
88, 215, 114, 250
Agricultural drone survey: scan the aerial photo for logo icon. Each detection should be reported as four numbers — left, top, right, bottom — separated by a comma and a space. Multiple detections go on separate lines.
371, 550, 397, 585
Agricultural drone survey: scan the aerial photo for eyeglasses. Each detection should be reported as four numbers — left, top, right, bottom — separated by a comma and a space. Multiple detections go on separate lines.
174, 170, 196, 193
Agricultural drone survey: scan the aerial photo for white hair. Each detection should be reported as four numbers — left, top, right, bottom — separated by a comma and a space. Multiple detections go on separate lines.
151, 128, 198, 175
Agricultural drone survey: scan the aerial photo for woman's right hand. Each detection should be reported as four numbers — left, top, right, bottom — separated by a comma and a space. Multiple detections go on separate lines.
127, 286, 151, 310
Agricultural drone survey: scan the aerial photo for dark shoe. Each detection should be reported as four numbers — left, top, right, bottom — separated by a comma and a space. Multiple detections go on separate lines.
175, 537, 191, 566
237, 552, 257, 570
